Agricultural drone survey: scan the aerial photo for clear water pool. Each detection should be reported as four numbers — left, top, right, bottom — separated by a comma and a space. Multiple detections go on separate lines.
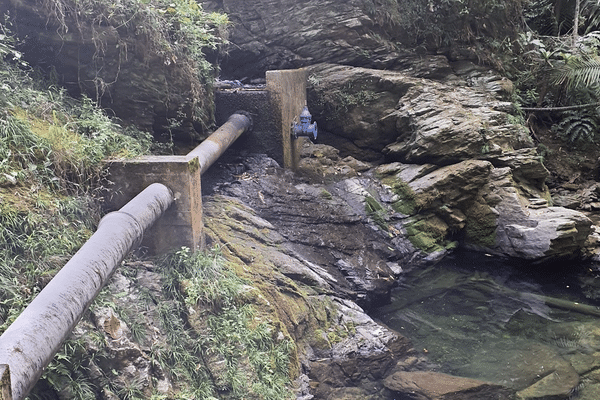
374, 251, 600, 399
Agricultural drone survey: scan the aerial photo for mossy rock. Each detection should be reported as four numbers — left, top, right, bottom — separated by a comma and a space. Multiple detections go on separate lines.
365, 195, 389, 230
464, 201, 497, 248
380, 178, 420, 215
405, 215, 453, 253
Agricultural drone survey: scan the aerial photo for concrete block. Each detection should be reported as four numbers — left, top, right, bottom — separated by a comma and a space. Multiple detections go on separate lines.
215, 89, 282, 164
266, 69, 308, 169
104, 155, 203, 254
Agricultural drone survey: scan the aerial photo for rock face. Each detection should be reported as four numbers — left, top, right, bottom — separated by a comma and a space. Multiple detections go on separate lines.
305, 63, 594, 262
202, 0, 407, 79
202, 0, 524, 80
2, 0, 213, 141
200, 154, 419, 399
306, 63, 530, 165
202, 152, 410, 308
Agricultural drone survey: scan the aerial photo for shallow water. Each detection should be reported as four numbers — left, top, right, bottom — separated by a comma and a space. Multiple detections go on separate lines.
374, 251, 600, 397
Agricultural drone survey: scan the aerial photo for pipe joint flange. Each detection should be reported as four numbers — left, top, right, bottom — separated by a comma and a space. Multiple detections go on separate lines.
233, 110, 253, 133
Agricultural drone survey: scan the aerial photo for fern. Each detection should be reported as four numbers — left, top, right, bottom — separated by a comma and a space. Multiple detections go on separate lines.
584, 0, 600, 33
552, 110, 600, 144
555, 54, 600, 89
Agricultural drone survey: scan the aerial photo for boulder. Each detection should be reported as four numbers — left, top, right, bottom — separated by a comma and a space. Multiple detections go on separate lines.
383, 370, 514, 400
483, 167, 593, 261
306, 63, 419, 154
203, 153, 416, 308
308, 298, 413, 399
306, 64, 547, 191
376, 161, 593, 262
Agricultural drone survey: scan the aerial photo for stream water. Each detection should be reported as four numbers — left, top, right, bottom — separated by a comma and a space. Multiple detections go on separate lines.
373, 250, 600, 398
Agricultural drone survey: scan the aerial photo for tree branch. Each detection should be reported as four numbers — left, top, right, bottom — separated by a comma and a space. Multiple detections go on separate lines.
521, 102, 600, 112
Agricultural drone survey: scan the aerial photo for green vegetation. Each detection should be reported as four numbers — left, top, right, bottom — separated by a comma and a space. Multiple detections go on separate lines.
404, 216, 455, 254
389, 181, 420, 215
362, 0, 600, 149
368, 0, 524, 63
552, 109, 600, 145
319, 188, 333, 200
163, 247, 295, 400
28, 247, 296, 399
365, 195, 389, 231
41, 0, 228, 83
0, 22, 152, 337
505, 1, 600, 146
464, 202, 497, 248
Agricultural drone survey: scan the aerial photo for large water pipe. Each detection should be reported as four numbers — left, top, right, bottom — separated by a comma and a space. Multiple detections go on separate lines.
188, 111, 252, 174
0, 183, 174, 400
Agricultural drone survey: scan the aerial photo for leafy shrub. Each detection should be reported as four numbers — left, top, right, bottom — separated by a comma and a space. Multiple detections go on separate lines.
553, 110, 600, 145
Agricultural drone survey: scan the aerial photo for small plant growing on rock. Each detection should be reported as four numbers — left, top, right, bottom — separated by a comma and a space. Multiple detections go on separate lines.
365, 195, 389, 231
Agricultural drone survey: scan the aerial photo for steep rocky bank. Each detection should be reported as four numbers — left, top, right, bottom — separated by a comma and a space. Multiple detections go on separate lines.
5, 0, 600, 398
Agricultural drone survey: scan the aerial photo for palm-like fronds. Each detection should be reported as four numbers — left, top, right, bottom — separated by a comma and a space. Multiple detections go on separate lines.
554, 54, 600, 89
584, 0, 600, 33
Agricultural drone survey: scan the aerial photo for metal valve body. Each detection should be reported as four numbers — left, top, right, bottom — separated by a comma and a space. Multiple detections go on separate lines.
291, 106, 317, 140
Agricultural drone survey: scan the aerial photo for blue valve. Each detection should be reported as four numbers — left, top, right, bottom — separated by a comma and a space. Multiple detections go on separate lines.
291, 106, 317, 141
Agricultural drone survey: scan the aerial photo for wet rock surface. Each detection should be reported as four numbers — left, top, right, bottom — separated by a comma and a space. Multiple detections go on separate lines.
200, 144, 597, 399
383, 370, 514, 400
202, 151, 413, 309
201, 158, 418, 399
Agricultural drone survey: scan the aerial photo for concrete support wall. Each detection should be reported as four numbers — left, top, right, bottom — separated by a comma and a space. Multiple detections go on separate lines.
266, 69, 308, 169
215, 90, 281, 164
105, 70, 309, 254
105, 156, 203, 254
104, 112, 251, 254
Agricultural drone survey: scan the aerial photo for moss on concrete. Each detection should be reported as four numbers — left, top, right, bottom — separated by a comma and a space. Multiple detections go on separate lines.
187, 156, 199, 173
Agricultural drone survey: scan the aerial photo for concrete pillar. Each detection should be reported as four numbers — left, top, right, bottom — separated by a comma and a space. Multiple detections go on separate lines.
104, 112, 251, 254
105, 155, 203, 254
266, 69, 308, 170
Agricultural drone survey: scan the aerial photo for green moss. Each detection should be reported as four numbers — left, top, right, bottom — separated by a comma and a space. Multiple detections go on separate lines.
313, 329, 332, 350
387, 181, 419, 215
319, 189, 333, 200
464, 202, 497, 247
405, 216, 452, 253
157, 247, 297, 400
365, 195, 389, 230
187, 156, 199, 173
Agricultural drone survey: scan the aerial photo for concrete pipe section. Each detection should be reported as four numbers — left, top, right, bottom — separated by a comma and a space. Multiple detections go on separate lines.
188, 111, 252, 175
0, 183, 173, 400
